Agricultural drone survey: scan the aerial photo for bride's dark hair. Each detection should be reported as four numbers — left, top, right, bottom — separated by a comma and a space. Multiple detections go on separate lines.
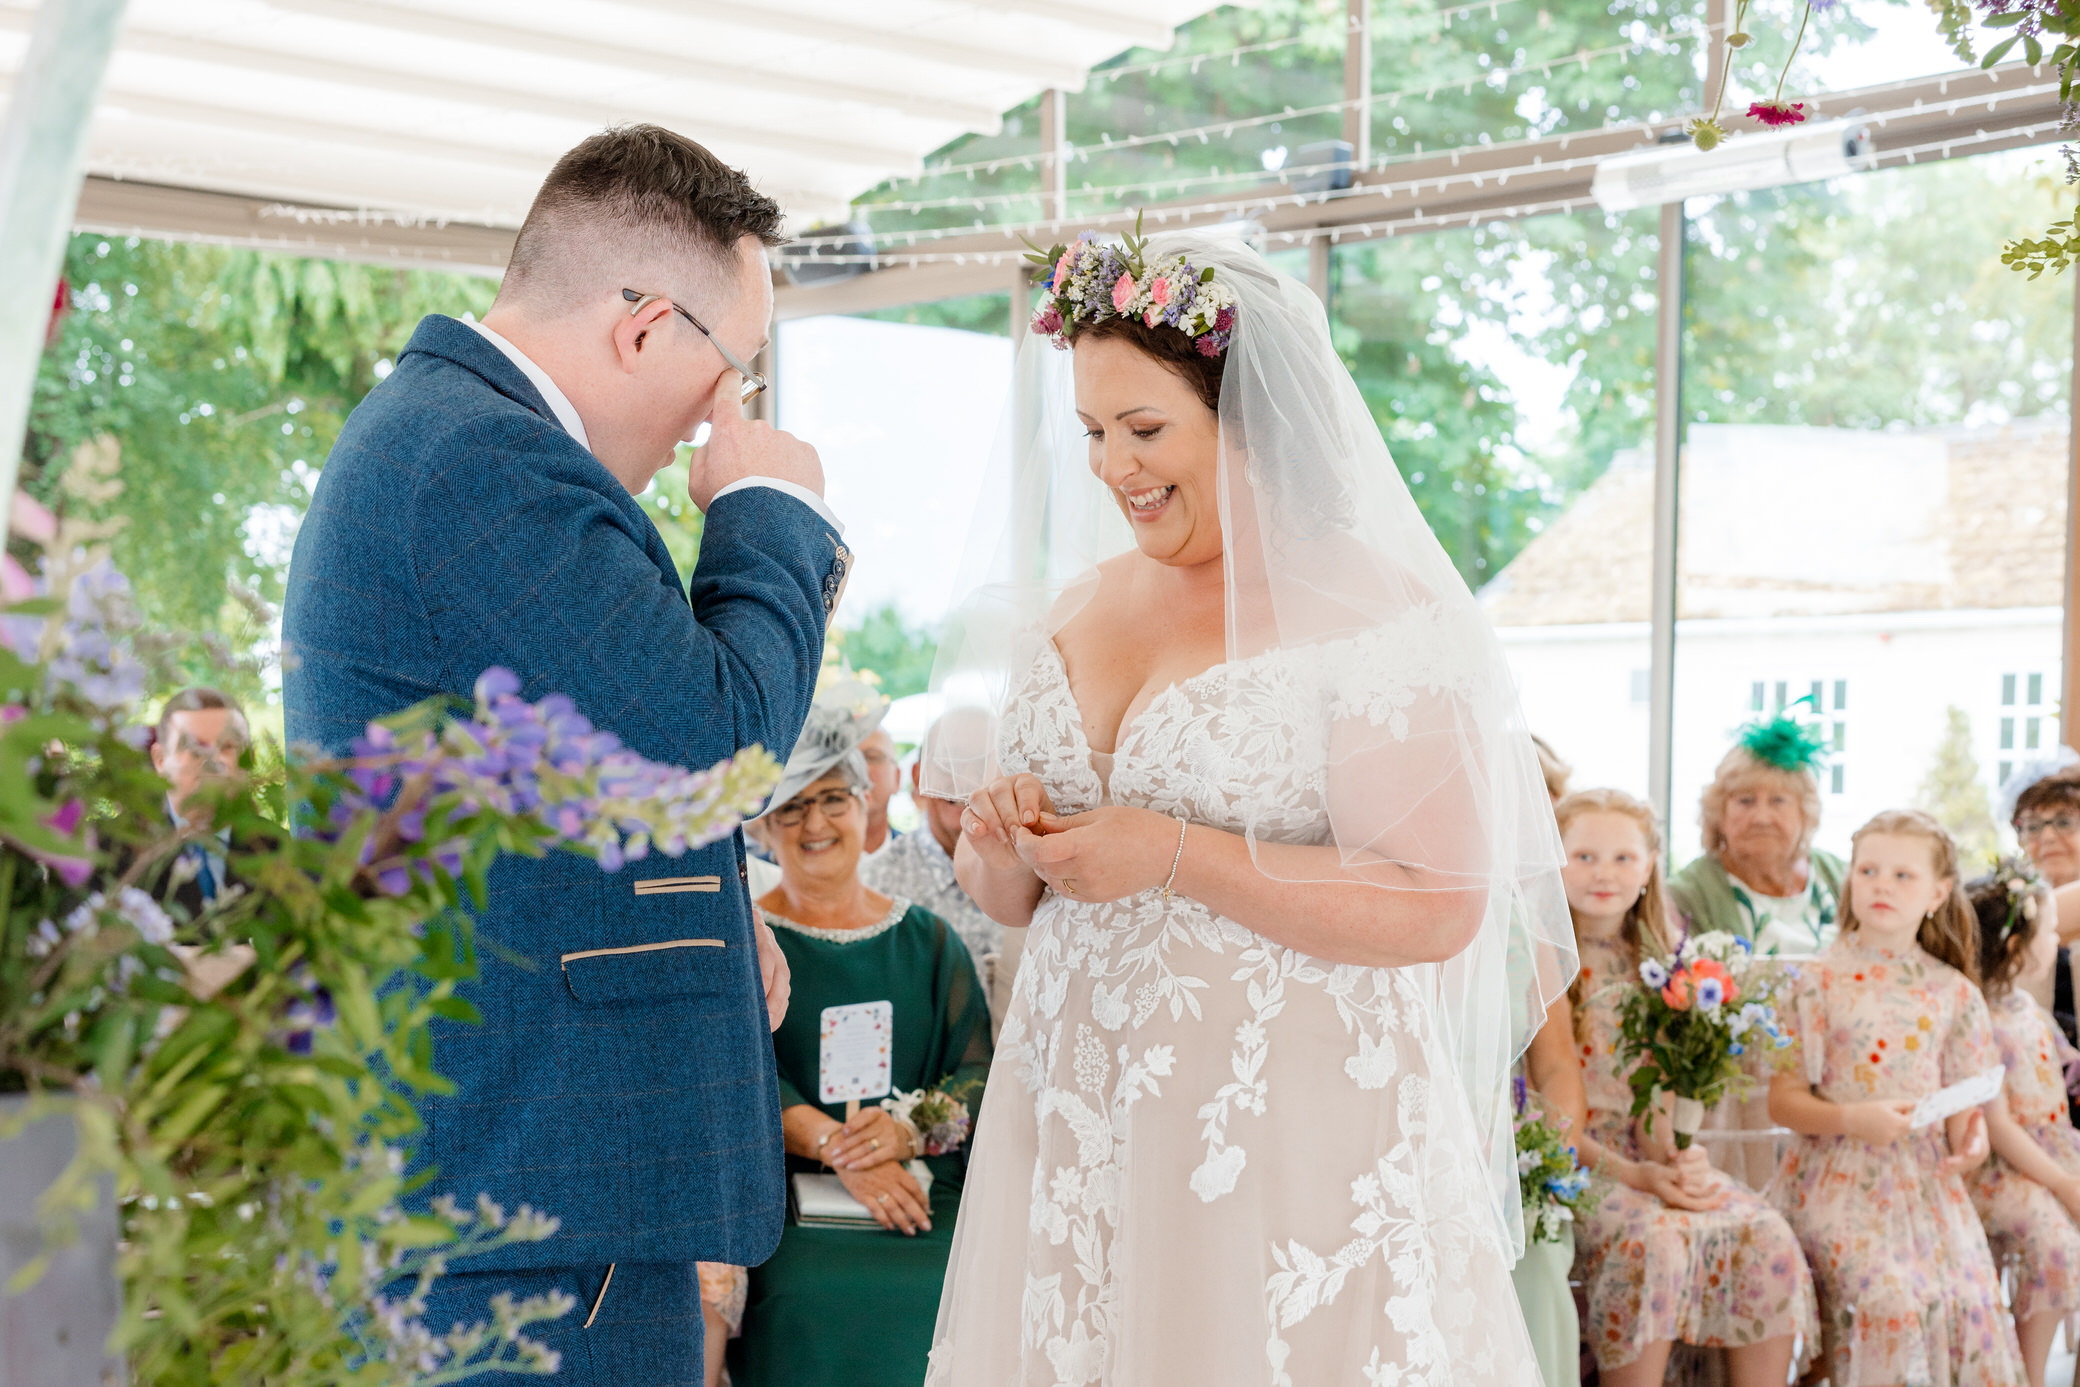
1073, 314, 1226, 414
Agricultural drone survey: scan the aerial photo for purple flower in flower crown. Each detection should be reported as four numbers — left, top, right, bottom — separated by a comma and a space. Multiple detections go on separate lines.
1033, 304, 1063, 336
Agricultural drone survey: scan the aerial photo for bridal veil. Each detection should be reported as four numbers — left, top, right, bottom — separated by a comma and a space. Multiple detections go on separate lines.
922, 230, 1577, 1260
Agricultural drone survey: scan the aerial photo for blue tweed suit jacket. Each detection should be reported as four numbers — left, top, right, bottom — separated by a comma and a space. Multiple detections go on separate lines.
282, 314, 840, 1271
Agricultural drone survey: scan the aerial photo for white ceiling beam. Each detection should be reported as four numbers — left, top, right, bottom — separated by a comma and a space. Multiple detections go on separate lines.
246, 0, 1009, 128
79, 85, 556, 174
0, 11, 935, 171
599, 0, 1093, 87
969, 0, 1177, 50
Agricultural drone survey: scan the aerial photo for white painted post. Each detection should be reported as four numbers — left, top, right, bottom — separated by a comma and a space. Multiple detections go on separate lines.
0, 0, 130, 506
1647, 199, 1686, 837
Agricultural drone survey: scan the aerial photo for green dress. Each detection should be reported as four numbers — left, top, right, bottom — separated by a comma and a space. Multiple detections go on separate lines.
729, 899, 992, 1387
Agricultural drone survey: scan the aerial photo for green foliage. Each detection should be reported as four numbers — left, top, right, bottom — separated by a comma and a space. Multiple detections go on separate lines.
24, 236, 495, 699
0, 556, 777, 1381
1917, 705, 2000, 863
856, 294, 1013, 337
828, 604, 940, 702
639, 449, 708, 588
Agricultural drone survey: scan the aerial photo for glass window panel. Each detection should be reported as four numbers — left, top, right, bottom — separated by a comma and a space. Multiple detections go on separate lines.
2028, 717, 2042, 751
775, 295, 1014, 653
1672, 149, 2070, 865
1751, 680, 1766, 712
1834, 679, 1848, 710
2030, 672, 2044, 705
1344, 208, 1658, 795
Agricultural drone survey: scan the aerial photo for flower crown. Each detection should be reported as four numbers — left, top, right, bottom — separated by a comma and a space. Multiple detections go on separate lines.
1022, 213, 1238, 357
1736, 696, 1828, 775
1986, 853, 2045, 941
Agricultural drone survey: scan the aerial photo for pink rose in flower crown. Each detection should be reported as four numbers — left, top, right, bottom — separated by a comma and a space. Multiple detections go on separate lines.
1112, 273, 1138, 312
1052, 251, 1075, 291
1150, 277, 1171, 307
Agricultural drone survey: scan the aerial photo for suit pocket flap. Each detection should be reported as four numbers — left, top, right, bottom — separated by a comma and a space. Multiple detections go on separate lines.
561, 938, 729, 1006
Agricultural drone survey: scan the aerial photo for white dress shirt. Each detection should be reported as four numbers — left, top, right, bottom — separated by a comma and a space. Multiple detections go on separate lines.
465, 319, 841, 533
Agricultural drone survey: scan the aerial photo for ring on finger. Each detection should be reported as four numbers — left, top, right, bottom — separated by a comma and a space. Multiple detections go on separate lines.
877, 1193, 890, 1204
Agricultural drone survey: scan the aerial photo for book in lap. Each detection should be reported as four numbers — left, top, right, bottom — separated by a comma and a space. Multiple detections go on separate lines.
791, 1163, 935, 1229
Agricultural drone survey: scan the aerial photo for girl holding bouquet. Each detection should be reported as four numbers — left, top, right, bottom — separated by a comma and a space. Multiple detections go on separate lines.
1768, 809, 2023, 1385
1966, 866, 2080, 1387
1556, 789, 1818, 1387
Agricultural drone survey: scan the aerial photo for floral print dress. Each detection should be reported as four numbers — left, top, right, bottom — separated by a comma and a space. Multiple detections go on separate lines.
1968, 988, 2080, 1336
1771, 934, 2024, 1385
1570, 932, 1819, 1372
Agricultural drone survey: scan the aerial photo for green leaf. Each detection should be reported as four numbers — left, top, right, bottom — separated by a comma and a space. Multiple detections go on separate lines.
1985, 11, 2028, 27
2027, 34, 2045, 65
1983, 34, 2023, 65
427, 994, 480, 1025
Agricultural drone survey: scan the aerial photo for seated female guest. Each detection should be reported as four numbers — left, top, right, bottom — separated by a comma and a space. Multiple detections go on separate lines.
726, 690, 993, 1387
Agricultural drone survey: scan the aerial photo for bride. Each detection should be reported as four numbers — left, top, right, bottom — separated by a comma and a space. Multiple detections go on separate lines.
920, 227, 1576, 1385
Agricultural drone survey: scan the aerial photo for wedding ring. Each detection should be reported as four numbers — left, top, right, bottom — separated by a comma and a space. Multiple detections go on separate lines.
869, 1138, 881, 1151
876, 1194, 890, 1204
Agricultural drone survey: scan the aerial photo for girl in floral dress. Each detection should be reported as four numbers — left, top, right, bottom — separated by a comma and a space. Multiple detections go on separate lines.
1966, 868, 2080, 1387
1768, 809, 2024, 1386
1556, 789, 1818, 1387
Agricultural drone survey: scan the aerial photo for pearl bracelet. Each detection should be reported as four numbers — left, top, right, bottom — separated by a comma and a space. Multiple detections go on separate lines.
1162, 817, 1189, 899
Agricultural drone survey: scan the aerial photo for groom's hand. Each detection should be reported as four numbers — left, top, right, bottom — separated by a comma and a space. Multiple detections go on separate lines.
687, 378, 825, 512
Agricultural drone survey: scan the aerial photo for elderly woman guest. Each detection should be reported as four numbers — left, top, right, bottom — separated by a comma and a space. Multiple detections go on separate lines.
2005, 760, 2080, 1122
1668, 714, 1844, 956
1668, 712, 1845, 1191
724, 684, 993, 1387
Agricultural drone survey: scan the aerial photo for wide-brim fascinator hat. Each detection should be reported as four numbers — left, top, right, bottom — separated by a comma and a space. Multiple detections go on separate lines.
757, 669, 889, 818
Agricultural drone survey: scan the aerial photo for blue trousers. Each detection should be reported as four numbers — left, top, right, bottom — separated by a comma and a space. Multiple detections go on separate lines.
414, 1261, 702, 1386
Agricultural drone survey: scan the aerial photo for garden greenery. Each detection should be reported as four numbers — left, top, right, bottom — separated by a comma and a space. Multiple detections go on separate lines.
1, 546, 779, 1384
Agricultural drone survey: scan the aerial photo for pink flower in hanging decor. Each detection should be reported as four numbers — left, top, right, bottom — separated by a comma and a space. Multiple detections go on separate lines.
1746, 100, 1807, 128
1111, 273, 1138, 312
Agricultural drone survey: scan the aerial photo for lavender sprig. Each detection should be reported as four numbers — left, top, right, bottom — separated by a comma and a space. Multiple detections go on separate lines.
321, 667, 781, 893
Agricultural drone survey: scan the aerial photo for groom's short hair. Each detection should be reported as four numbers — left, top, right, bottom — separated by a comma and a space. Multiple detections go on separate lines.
501, 124, 784, 315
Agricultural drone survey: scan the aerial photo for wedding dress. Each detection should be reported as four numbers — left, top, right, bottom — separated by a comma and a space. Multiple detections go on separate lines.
921, 231, 1572, 1386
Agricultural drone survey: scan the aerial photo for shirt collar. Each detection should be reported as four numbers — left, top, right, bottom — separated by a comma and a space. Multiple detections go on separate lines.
466, 320, 591, 450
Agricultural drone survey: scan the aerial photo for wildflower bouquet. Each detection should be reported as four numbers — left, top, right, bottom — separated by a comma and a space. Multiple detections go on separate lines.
1512, 1078, 1597, 1243
1615, 930, 1793, 1149
881, 1078, 980, 1156
1, 555, 779, 1385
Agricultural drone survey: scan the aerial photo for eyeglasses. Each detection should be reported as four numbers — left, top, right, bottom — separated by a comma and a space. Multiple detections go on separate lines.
770, 788, 860, 828
2018, 813, 2080, 839
622, 288, 768, 404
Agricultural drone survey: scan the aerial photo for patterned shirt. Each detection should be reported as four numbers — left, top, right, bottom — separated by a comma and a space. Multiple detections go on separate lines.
859, 827, 1001, 967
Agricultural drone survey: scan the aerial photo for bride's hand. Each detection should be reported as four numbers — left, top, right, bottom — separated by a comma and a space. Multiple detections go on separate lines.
1022, 807, 1182, 903
964, 774, 1054, 875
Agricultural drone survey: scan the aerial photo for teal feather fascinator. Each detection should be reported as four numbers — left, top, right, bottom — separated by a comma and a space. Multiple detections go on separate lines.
1736, 699, 1828, 774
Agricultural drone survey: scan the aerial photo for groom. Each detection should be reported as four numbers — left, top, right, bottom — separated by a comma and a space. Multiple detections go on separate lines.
282, 126, 843, 1380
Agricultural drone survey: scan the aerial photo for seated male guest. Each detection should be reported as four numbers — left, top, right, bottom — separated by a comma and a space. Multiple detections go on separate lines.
152, 686, 249, 913
860, 710, 1014, 1028
725, 688, 991, 1387
859, 724, 901, 854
